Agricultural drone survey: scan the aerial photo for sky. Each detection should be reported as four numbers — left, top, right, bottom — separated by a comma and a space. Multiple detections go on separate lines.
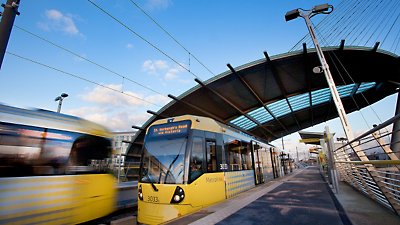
0, 0, 398, 158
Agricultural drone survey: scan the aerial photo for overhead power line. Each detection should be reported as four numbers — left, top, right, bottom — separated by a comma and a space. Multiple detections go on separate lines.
289, 0, 400, 54
13, 25, 164, 96
313, 24, 387, 130
87, 0, 203, 80
127, 0, 215, 77
6, 51, 162, 107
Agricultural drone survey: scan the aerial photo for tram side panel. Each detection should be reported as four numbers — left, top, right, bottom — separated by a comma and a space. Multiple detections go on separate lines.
0, 104, 117, 225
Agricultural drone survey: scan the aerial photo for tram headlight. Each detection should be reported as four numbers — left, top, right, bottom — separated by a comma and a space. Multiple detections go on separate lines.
138, 185, 144, 201
170, 186, 185, 204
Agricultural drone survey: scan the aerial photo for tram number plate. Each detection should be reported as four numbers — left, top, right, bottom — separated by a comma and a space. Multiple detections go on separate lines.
147, 196, 159, 203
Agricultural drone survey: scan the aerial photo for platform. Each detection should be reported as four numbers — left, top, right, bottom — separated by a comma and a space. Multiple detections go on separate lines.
166, 166, 400, 225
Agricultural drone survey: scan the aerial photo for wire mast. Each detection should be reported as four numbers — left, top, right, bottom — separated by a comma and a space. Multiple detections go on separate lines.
0, 0, 20, 70
285, 4, 361, 148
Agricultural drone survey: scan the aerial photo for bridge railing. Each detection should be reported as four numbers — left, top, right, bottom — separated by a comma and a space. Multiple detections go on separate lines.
334, 114, 400, 215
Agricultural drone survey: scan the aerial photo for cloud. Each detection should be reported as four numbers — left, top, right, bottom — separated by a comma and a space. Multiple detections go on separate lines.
81, 84, 155, 107
67, 106, 151, 131
67, 84, 172, 131
38, 9, 80, 35
142, 60, 186, 81
126, 43, 134, 49
146, 0, 172, 10
142, 60, 169, 74
165, 66, 185, 80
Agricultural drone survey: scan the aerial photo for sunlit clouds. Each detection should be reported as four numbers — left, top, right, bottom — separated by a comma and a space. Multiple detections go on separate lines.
66, 84, 170, 131
38, 9, 80, 35
126, 43, 134, 49
142, 59, 186, 81
146, 0, 172, 10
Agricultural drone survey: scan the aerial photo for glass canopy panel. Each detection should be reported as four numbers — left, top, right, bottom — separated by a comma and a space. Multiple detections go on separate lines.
229, 82, 378, 131
248, 106, 274, 124
230, 115, 257, 130
287, 93, 310, 112
337, 84, 355, 98
311, 88, 331, 106
356, 82, 376, 94
266, 99, 291, 118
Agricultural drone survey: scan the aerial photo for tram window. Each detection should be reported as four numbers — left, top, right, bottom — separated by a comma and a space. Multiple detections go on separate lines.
189, 137, 204, 182
241, 142, 252, 170
224, 139, 252, 171
206, 140, 217, 172
68, 135, 111, 173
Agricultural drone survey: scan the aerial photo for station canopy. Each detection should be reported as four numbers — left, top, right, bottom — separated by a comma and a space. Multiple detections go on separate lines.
128, 44, 400, 154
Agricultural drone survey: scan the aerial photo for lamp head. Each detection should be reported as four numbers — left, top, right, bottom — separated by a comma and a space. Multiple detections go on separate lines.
55, 96, 61, 101
312, 4, 331, 13
61, 93, 68, 98
285, 9, 300, 21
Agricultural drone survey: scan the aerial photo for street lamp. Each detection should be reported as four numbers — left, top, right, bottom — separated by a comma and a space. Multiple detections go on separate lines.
286, 3, 348, 194
55, 93, 68, 113
285, 4, 356, 142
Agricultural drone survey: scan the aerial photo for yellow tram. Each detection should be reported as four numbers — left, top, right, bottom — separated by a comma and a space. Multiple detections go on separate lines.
0, 104, 116, 224
137, 115, 283, 224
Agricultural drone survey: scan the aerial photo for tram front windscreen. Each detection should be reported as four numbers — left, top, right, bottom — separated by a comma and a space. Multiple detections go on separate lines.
140, 120, 191, 184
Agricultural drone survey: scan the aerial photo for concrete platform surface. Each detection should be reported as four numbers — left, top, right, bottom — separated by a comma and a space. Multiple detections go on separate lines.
166, 166, 400, 225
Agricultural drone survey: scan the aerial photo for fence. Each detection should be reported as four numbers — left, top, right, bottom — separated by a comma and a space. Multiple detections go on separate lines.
333, 113, 400, 215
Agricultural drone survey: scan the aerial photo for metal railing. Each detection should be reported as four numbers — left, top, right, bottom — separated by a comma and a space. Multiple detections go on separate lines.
333, 113, 400, 215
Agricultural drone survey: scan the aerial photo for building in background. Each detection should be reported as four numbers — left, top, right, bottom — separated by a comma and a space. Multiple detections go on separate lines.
111, 131, 136, 181
112, 131, 136, 155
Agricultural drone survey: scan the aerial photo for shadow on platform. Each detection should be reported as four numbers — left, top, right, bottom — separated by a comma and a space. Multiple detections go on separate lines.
167, 166, 400, 225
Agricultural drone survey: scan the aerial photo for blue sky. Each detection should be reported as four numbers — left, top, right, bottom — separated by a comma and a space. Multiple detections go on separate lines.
0, 0, 398, 155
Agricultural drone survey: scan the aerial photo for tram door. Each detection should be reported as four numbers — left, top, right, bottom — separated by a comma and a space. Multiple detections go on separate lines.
251, 141, 264, 185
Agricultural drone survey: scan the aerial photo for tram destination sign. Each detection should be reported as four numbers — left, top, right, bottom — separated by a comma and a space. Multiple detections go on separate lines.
148, 120, 191, 138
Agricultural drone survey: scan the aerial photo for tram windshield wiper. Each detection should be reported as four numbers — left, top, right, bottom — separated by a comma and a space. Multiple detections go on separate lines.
144, 172, 158, 192
164, 138, 186, 183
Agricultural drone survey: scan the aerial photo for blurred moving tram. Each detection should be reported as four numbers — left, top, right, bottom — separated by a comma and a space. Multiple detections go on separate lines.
137, 115, 285, 224
0, 104, 116, 225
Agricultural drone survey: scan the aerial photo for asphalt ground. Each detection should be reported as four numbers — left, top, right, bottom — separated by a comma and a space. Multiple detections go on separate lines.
216, 167, 351, 225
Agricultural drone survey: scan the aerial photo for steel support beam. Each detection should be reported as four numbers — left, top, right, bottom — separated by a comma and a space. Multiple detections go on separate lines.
264, 51, 301, 130
167, 94, 266, 141
194, 78, 276, 140
227, 63, 288, 133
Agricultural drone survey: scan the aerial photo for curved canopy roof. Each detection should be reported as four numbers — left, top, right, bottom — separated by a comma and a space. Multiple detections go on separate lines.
128, 45, 400, 154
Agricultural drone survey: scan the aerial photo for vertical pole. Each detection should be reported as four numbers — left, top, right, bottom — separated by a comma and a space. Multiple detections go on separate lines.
325, 126, 339, 194
57, 99, 63, 113
0, 0, 20, 69
118, 152, 121, 183
391, 92, 400, 156
270, 148, 277, 178
320, 138, 333, 184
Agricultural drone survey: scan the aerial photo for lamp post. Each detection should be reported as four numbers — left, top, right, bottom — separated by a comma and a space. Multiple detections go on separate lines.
285, 4, 358, 143
55, 93, 68, 113
285, 4, 347, 193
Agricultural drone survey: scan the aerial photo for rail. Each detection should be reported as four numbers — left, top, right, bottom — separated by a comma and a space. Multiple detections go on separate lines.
333, 113, 400, 215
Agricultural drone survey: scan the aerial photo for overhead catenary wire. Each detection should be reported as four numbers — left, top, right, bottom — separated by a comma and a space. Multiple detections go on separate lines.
289, 0, 400, 55
381, 6, 400, 47
313, 23, 389, 131
6, 51, 162, 107
87, 0, 203, 80
13, 25, 165, 97
127, 0, 215, 77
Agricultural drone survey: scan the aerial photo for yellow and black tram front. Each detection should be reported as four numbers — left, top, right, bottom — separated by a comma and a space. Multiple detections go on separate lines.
138, 117, 228, 224
137, 115, 283, 224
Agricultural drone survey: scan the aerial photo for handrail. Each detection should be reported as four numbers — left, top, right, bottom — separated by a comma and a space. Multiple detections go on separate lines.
335, 160, 400, 165
336, 113, 400, 150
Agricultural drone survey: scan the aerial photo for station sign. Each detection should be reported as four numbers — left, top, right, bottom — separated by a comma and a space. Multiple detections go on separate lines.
147, 120, 191, 139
